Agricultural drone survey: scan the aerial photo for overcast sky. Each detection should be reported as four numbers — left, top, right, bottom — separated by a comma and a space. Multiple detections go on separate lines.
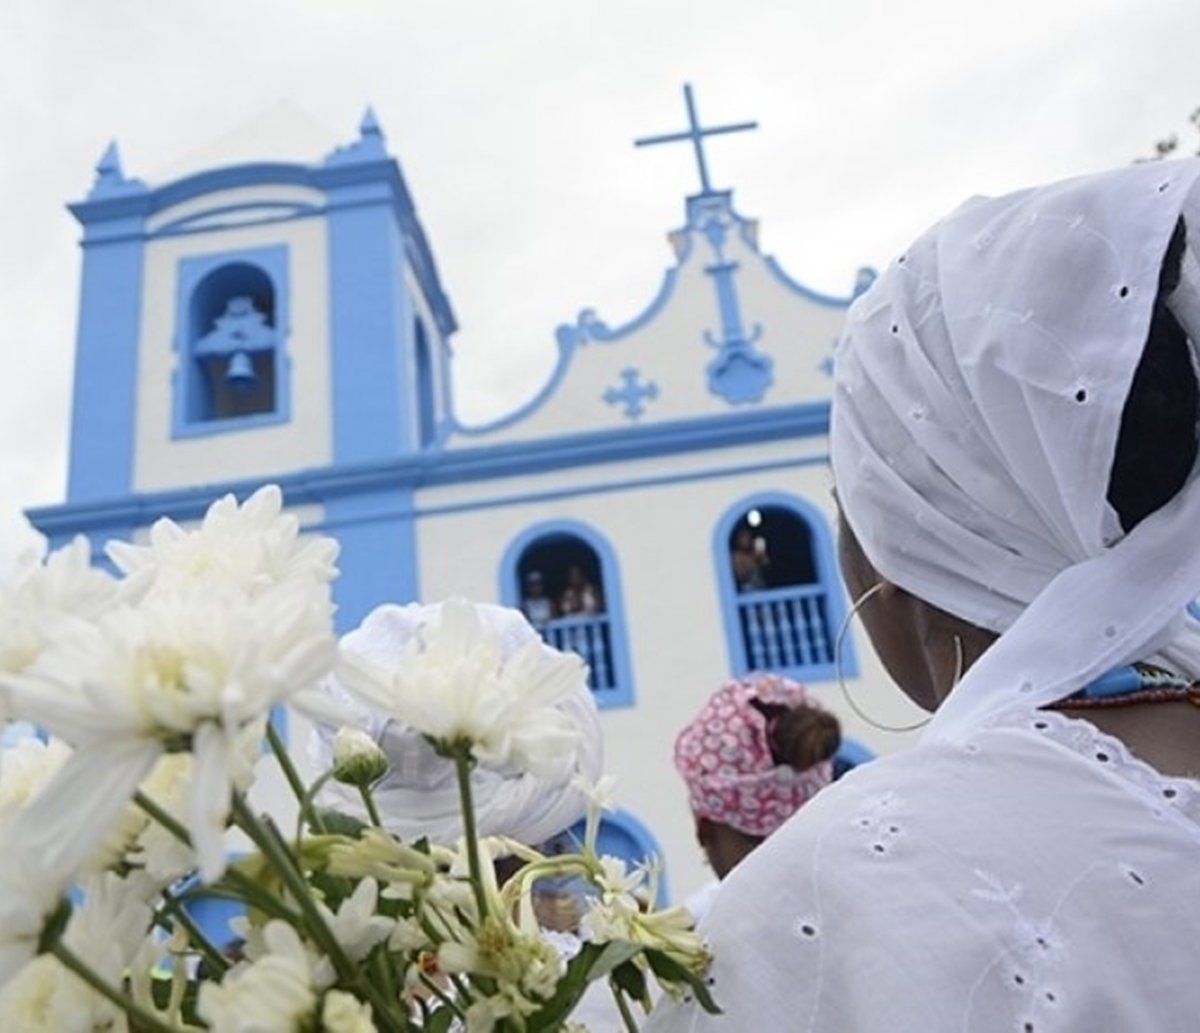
1, 0, 1197, 572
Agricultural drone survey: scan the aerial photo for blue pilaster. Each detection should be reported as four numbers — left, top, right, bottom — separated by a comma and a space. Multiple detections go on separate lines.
66, 215, 147, 501
323, 487, 419, 631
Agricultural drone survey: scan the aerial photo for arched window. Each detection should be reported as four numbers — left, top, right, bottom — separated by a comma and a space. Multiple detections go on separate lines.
414, 317, 436, 448
714, 492, 855, 682
500, 520, 634, 708
173, 245, 289, 437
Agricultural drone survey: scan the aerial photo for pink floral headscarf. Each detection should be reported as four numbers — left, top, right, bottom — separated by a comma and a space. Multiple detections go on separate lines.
673, 674, 834, 838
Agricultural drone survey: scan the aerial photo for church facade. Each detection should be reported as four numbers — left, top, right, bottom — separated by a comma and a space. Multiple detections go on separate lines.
28, 95, 918, 900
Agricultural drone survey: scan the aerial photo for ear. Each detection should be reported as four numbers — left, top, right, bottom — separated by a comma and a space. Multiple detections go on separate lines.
694, 814, 714, 848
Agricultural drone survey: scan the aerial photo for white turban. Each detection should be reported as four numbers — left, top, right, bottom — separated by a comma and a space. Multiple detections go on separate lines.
832, 158, 1200, 740
312, 601, 604, 845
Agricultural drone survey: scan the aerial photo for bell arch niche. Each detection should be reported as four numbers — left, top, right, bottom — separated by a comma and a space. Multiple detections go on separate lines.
172, 244, 290, 437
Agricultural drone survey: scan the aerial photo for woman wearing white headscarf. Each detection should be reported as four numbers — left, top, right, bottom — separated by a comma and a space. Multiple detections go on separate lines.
648, 160, 1200, 1031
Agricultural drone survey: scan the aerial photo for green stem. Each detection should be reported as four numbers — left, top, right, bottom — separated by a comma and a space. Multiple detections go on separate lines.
134, 791, 190, 845
295, 770, 334, 843
418, 973, 468, 1021
230, 795, 405, 1033
358, 783, 384, 828
267, 721, 326, 834
160, 887, 229, 976
135, 789, 299, 924
51, 941, 182, 1033
230, 794, 353, 975
611, 978, 641, 1033
452, 746, 489, 921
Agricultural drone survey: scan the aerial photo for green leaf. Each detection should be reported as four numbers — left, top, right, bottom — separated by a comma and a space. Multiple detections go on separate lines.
610, 958, 648, 1003
588, 939, 643, 981
645, 949, 722, 1015
315, 807, 368, 839
423, 1004, 456, 1033
524, 943, 605, 1031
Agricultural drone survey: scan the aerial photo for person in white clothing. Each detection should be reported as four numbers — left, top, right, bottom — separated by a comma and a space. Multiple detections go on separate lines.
649, 159, 1200, 1030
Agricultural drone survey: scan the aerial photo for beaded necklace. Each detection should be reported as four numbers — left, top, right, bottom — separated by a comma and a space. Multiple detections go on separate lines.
1046, 663, 1200, 711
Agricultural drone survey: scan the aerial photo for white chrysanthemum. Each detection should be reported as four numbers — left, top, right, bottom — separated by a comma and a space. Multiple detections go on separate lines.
106, 484, 339, 605
0, 538, 118, 682
335, 598, 585, 778
321, 989, 375, 1033
0, 736, 71, 821
4, 554, 338, 881
197, 921, 320, 1033
0, 845, 63, 991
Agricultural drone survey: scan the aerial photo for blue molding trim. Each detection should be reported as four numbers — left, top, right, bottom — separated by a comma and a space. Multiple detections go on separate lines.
68, 153, 457, 339
762, 256, 877, 308
554, 269, 680, 352
567, 807, 670, 905
151, 200, 321, 238
27, 402, 832, 540
454, 269, 681, 439
498, 519, 634, 709
711, 491, 855, 684
171, 244, 291, 438
66, 219, 147, 502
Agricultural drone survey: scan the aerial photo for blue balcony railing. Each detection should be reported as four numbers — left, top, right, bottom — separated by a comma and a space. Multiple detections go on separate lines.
736, 584, 834, 673
536, 613, 617, 694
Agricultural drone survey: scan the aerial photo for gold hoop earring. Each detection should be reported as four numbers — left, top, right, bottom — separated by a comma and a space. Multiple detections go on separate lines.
836, 581, 931, 733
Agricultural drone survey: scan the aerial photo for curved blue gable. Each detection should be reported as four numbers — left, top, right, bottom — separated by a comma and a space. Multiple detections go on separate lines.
451, 186, 862, 436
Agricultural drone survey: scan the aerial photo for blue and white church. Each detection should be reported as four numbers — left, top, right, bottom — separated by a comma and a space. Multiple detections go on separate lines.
28, 90, 920, 900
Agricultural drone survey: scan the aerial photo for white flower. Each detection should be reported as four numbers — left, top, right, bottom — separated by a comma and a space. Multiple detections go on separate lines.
335, 598, 586, 778
321, 989, 375, 1033
106, 484, 339, 605
315, 877, 393, 965
5, 583, 336, 881
0, 844, 64, 991
197, 920, 320, 1033
0, 537, 118, 681
330, 726, 388, 787
0, 736, 71, 822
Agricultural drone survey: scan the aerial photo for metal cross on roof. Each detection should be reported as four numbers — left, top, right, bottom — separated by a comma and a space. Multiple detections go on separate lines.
634, 83, 758, 196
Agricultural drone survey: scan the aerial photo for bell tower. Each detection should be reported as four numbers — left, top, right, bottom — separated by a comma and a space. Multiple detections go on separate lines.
31, 108, 458, 629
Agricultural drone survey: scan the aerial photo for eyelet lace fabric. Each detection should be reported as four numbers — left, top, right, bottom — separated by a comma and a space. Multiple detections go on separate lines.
646, 706, 1200, 1033
992, 706, 1200, 831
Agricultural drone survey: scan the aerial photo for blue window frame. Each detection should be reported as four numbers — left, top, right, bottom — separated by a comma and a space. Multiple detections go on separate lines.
714, 492, 856, 682
172, 244, 291, 437
500, 520, 634, 709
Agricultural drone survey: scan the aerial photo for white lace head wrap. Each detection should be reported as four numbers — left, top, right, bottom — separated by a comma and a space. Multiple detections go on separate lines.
831, 158, 1200, 741
312, 601, 604, 845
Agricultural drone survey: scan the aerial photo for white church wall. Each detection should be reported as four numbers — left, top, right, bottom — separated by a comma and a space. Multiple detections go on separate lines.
133, 204, 334, 492
414, 443, 920, 899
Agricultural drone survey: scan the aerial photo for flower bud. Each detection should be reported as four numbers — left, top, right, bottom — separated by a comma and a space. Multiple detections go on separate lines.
331, 727, 388, 787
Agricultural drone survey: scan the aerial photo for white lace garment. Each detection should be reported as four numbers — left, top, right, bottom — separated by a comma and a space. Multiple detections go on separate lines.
646, 709, 1200, 1031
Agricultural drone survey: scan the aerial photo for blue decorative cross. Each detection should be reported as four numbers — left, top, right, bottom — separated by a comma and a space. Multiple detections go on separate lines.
634, 84, 757, 195
603, 368, 659, 420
